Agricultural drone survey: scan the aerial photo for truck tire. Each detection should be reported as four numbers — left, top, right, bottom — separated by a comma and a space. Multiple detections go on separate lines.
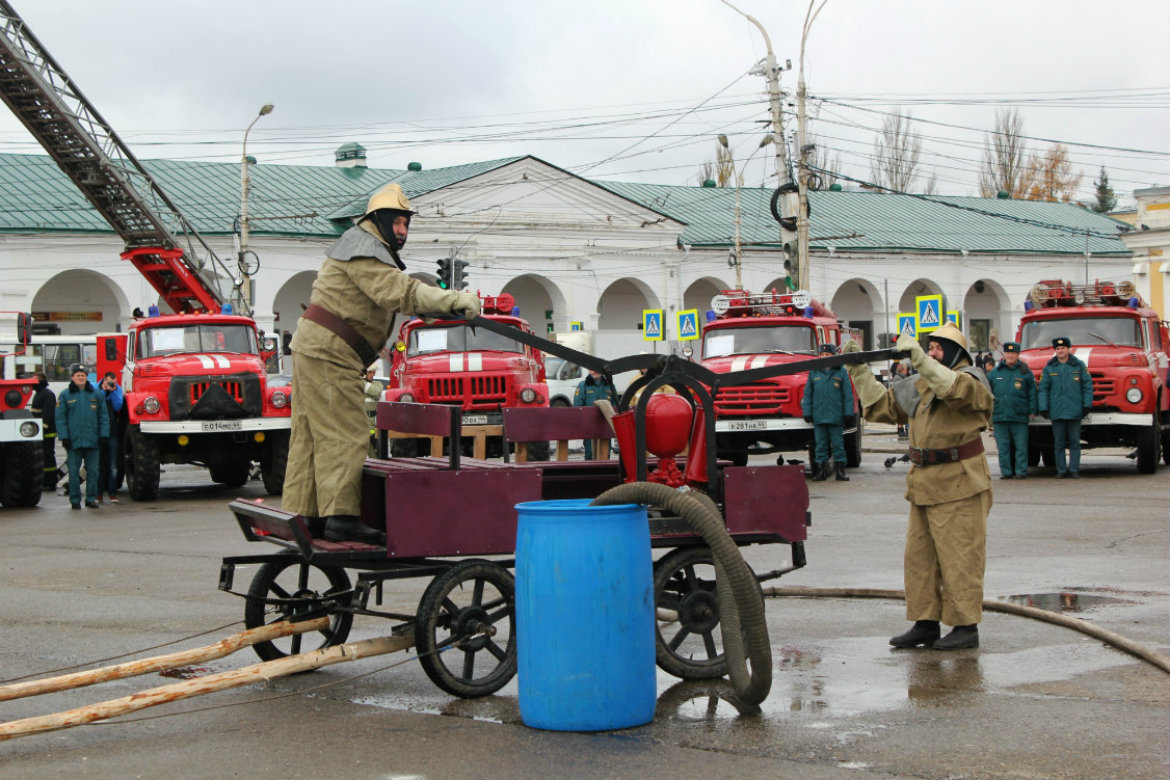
1027, 446, 1041, 467
550, 398, 570, 408
1162, 428, 1170, 467
525, 439, 551, 461
1, 440, 43, 508
844, 426, 862, 468
125, 427, 161, 501
261, 431, 289, 495
391, 438, 428, 457
210, 458, 251, 487
1135, 414, 1160, 474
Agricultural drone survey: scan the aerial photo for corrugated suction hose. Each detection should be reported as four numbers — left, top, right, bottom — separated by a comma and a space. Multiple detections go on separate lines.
591, 482, 772, 705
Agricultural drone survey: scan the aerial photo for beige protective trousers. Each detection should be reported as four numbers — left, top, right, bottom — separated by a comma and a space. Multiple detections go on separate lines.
282, 352, 369, 518
904, 490, 990, 627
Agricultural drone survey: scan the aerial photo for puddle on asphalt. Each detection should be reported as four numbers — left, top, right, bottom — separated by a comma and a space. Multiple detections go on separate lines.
1002, 591, 1137, 612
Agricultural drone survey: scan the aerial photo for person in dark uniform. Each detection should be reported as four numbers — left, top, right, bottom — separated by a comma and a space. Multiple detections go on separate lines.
573, 369, 618, 459
1037, 336, 1093, 478
987, 342, 1037, 479
30, 371, 58, 490
802, 344, 855, 481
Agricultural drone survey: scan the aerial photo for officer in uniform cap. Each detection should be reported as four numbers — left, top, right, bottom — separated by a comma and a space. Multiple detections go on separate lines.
285, 183, 481, 544
843, 322, 993, 650
988, 342, 1037, 479
1038, 335, 1092, 478
801, 343, 855, 481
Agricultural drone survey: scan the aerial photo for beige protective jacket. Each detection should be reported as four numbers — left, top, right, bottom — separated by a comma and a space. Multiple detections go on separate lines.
864, 370, 993, 506
290, 223, 427, 371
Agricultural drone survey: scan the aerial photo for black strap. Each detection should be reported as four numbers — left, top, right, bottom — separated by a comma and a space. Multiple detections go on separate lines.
301, 304, 380, 367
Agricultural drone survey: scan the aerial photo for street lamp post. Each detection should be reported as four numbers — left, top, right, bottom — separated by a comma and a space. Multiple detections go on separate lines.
239, 103, 274, 311
796, 0, 828, 295
719, 134, 774, 289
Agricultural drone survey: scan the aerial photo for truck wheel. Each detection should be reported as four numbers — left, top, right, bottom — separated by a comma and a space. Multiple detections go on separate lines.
1027, 446, 1041, 467
210, 459, 251, 487
125, 428, 160, 501
550, 398, 570, 408
1, 440, 43, 508
1135, 414, 1160, 474
1040, 447, 1055, 468
525, 440, 551, 461
1162, 428, 1170, 466
391, 438, 428, 457
261, 432, 289, 495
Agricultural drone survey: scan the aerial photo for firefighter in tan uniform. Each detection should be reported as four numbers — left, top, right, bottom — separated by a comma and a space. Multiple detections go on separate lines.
843, 323, 992, 650
284, 184, 480, 544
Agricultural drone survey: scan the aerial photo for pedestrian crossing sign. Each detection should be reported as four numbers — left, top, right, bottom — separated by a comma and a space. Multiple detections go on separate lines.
898, 313, 917, 338
642, 309, 664, 341
677, 309, 700, 341
570, 321, 584, 331
945, 310, 961, 329
915, 294, 944, 333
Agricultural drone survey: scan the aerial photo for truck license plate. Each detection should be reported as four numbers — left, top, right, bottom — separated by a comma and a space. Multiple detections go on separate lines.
462, 414, 489, 426
202, 420, 243, 432
723, 420, 767, 432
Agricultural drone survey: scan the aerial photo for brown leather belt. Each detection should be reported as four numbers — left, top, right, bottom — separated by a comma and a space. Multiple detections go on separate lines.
907, 438, 984, 466
300, 304, 379, 367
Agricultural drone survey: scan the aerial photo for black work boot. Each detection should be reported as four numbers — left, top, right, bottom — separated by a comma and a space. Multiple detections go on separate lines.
811, 462, 828, 481
835, 462, 850, 481
934, 624, 979, 650
889, 620, 940, 648
323, 515, 385, 546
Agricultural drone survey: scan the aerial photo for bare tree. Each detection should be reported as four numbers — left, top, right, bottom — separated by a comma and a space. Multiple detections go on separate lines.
1024, 143, 1082, 202
979, 108, 1035, 198
697, 140, 736, 187
870, 109, 924, 192
806, 135, 841, 190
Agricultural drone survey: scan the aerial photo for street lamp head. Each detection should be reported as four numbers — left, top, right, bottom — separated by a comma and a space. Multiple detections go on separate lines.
758, 134, 775, 148
259, 103, 275, 116
717, 134, 729, 149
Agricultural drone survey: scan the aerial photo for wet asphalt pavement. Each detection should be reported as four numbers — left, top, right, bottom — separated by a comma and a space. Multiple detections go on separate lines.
0, 427, 1166, 779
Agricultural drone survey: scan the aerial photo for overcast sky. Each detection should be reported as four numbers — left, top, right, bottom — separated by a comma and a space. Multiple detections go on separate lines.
3, 0, 1167, 206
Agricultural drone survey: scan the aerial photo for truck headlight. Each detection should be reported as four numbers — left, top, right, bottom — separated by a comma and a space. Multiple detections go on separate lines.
143, 396, 161, 414
4, 390, 21, 407
271, 390, 288, 409
400, 392, 414, 403
520, 387, 537, 403
19, 421, 38, 438
1125, 387, 1143, 404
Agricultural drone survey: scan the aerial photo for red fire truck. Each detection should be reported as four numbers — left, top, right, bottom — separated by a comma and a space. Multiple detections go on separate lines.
384, 293, 551, 459
1017, 279, 1170, 473
0, 4, 292, 499
0, 312, 42, 508
699, 289, 863, 467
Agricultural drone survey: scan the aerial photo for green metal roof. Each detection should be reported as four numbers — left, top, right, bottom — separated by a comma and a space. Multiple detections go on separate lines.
598, 181, 1133, 256
0, 151, 1134, 256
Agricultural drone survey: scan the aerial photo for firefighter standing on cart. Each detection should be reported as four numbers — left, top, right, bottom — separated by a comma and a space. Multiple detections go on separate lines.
284, 184, 480, 544
844, 323, 993, 650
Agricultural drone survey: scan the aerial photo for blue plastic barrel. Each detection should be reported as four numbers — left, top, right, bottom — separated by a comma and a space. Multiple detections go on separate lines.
515, 498, 656, 731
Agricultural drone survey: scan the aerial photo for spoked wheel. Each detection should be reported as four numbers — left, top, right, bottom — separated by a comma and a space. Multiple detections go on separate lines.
654, 545, 730, 680
244, 554, 353, 662
415, 559, 516, 698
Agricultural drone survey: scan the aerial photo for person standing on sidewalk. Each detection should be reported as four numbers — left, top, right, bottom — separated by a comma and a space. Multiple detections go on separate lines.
988, 342, 1037, 479
1037, 336, 1093, 478
843, 324, 993, 650
802, 344, 854, 481
55, 364, 109, 510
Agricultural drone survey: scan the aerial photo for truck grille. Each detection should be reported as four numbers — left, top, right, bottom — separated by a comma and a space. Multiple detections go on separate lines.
714, 383, 790, 415
189, 380, 244, 406
169, 374, 261, 420
426, 374, 509, 407
1089, 372, 1113, 403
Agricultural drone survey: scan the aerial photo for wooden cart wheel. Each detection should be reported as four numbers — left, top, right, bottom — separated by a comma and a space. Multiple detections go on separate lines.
244, 554, 353, 662
654, 545, 731, 680
415, 559, 516, 698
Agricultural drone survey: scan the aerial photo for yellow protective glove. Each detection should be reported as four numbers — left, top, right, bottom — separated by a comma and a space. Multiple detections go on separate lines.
841, 339, 886, 409
897, 331, 956, 396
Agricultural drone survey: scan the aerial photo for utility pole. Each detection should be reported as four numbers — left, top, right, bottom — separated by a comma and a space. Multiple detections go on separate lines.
796, 1, 828, 297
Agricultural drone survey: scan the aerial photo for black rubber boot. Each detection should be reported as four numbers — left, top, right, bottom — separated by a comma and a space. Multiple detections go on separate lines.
934, 624, 979, 650
302, 516, 327, 538
834, 462, 849, 481
323, 515, 385, 545
811, 462, 828, 481
889, 620, 940, 648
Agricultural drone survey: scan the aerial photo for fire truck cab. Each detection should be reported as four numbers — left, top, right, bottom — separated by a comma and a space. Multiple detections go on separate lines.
1017, 279, 1170, 473
700, 289, 863, 467
0, 312, 42, 508
385, 293, 550, 459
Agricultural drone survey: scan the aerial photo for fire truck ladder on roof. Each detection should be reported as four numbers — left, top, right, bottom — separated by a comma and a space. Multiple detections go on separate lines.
0, 1, 241, 315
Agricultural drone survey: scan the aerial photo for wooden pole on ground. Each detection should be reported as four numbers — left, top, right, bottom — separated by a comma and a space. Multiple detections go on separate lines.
0, 631, 415, 742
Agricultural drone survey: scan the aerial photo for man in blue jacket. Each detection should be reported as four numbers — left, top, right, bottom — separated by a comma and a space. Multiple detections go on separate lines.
55, 364, 110, 509
97, 372, 125, 503
802, 343, 855, 482
574, 369, 618, 459
988, 342, 1037, 479
1038, 337, 1093, 478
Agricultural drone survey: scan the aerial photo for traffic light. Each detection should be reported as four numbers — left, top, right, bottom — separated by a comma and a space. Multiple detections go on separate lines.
435, 257, 452, 289
450, 259, 469, 290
